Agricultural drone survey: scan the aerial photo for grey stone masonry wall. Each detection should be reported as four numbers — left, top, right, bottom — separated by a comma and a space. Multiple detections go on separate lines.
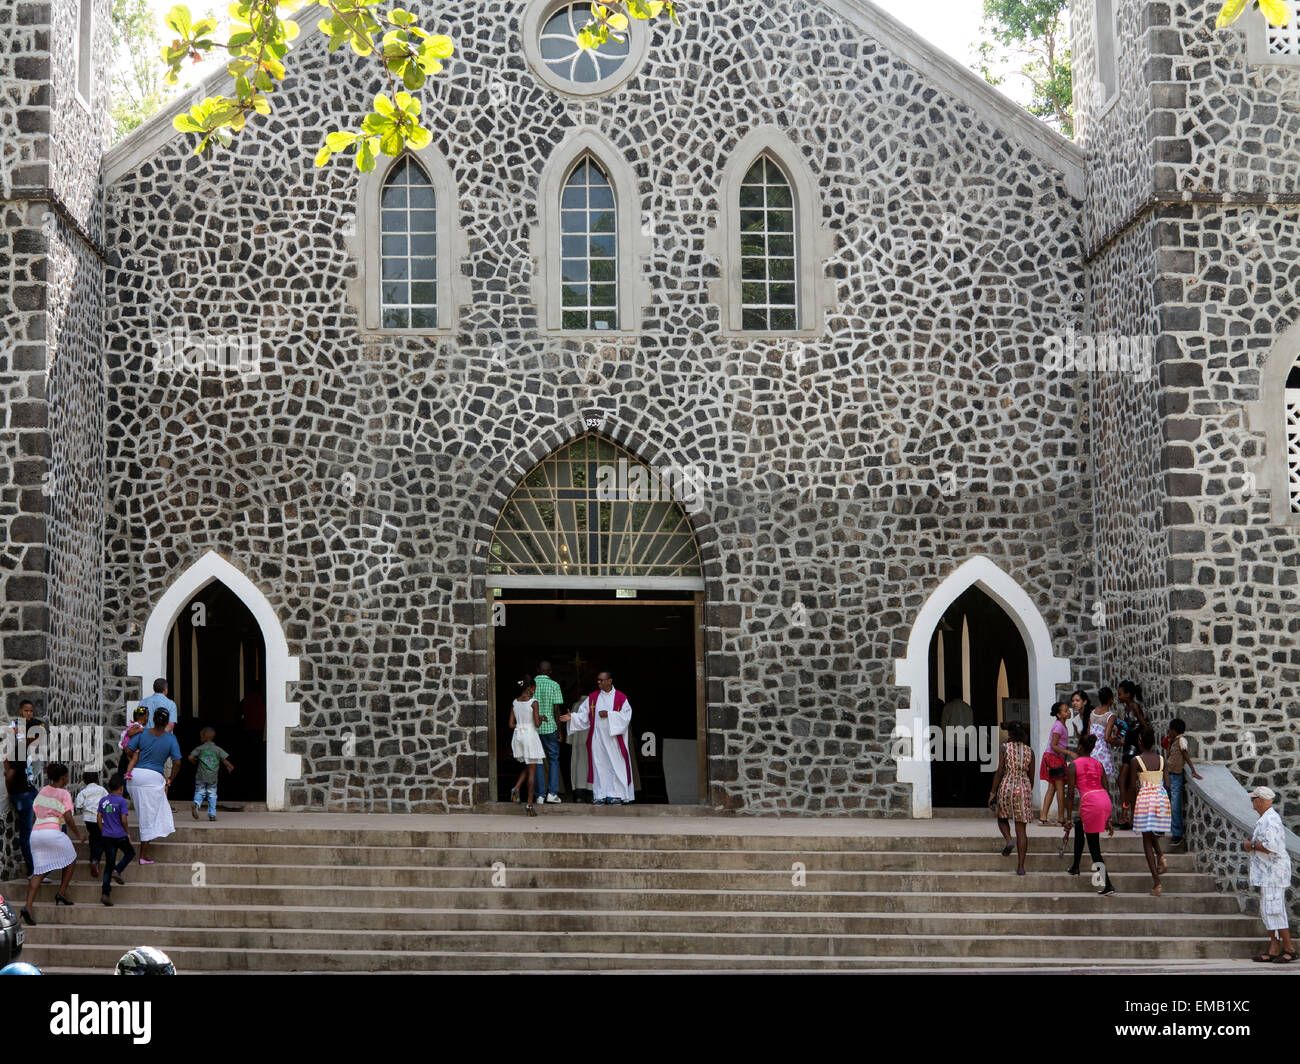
0, 0, 108, 878
101, 0, 1092, 814
1072, 1, 1172, 725
1148, 1, 1300, 836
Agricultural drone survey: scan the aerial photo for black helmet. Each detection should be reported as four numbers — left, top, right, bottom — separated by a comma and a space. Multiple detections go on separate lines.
115, 946, 176, 975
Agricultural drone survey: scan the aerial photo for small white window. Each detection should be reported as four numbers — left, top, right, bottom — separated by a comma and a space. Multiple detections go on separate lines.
351, 146, 465, 335
711, 126, 828, 337
1287, 362, 1300, 515
739, 156, 798, 331
560, 157, 618, 331
76, 0, 93, 105
380, 157, 438, 329
1094, 0, 1118, 103
1267, 20, 1300, 55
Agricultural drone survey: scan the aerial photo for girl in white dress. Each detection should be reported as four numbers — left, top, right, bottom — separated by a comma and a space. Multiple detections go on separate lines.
509, 676, 545, 816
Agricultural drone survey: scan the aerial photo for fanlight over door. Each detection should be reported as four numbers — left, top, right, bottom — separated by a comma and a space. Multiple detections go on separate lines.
488, 435, 704, 588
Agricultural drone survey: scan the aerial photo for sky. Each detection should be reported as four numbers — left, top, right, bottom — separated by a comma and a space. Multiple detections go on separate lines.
144, 0, 1030, 109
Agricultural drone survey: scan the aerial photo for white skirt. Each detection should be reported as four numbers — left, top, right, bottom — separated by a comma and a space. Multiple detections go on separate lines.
512, 725, 545, 764
131, 767, 175, 842
31, 829, 77, 876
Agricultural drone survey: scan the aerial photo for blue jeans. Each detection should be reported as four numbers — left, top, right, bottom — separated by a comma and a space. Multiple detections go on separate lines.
12, 791, 35, 874
539, 732, 561, 797
1169, 771, 1185, 839
194, 781, 218, 816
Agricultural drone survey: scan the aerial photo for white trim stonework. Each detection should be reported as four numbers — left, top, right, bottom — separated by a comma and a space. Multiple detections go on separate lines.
531, 128, 650, 335
709, 126, 833, 338
346, 145, 469, 336
1246, 317, 1300, 524
520, 0, 650, 98
894, 556, 1071, 819
125, 551, 302, 810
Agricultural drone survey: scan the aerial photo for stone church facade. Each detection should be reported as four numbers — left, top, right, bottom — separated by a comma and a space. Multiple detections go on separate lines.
2, 0, 1298, 870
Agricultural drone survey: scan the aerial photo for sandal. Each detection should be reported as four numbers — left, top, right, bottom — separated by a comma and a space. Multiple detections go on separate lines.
1157, 855, 1168, 875
510, 786, 520, 804
1000, 842, 1014, 857
1150, 884, 1162, 897
525, 803, 537, 817
1254, 951, 1281, 963
1273, 950, 1298, 964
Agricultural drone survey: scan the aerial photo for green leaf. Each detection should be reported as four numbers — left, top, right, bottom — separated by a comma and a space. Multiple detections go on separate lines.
1259, 0, 1292, 27
405, 123, 431, 150
402, 64, 425, 90
325, 129, 358, 149
389, 7, 415, 25
164, 4, 192, 37
373, 93, 395, 116
380, 128, 403, 155
314, 145, 333, 167
228, 30, 255, 47
357, 137, 376, 172
425, 34, 454, 58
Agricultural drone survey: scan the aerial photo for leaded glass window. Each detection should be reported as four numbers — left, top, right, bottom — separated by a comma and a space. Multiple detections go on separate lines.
539, 3, 631, 84
739, 156, 798, 331
489, 436, 702, 579
380, 157, 437, 329
560, 158, 618, 330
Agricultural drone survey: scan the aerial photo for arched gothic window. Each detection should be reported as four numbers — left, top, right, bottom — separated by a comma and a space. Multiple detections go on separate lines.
560, 157, 618, 330
380, 157, 438, 329
739, 155, 798, 331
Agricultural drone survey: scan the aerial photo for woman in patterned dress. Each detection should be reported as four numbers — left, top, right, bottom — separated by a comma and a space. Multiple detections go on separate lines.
1089, 688, 1119, 811
989, 721, 1035, 876
1123, 727, 1172, 896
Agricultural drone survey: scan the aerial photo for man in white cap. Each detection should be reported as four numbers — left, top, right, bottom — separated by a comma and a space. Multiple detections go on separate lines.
1244, 786, 1294, 963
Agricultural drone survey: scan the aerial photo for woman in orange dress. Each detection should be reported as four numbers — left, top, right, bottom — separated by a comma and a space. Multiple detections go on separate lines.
989, 721, 1035, 876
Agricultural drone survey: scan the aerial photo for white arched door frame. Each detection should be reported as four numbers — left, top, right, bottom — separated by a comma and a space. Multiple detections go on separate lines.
894, 556, 1071, 818
125, 551, 301, 810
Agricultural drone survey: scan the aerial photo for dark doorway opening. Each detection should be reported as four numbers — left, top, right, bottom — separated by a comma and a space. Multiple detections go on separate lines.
165, 582, 267, 804
492, 592, 700, 804
928, 586, 1030, 808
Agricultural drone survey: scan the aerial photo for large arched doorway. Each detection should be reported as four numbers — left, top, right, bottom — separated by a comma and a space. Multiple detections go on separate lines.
163, 582, 267, 804
127, 551, 301, 810
926, 587, 1029, 810
894, 556, 1071, 818
486, 434, 706, 805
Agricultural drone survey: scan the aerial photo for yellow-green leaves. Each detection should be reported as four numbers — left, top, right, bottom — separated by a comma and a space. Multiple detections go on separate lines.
576, 0, 677, 50
314, 91, 427, 171
1218, 0, 1293, 28
168, 1, 677, 170
1258, 0, 1293, 26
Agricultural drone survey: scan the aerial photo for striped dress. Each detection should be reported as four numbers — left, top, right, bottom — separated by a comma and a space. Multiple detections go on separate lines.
1131, 753, 1172, 835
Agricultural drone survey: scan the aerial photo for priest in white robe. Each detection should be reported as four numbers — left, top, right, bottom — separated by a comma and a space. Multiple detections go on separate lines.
560, 671, 634, 804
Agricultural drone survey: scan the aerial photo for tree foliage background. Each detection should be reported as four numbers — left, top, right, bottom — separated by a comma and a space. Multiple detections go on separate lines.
974, 0, 1073, 138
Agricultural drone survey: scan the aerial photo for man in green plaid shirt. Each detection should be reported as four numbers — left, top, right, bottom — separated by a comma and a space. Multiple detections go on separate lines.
533, 662, 565, 803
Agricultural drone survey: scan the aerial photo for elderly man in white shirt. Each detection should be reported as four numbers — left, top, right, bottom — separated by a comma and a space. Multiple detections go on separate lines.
1244, 786, 1295, 964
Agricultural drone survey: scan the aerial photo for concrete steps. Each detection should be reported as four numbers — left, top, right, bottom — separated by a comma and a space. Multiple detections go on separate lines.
4, 818, 1258, 973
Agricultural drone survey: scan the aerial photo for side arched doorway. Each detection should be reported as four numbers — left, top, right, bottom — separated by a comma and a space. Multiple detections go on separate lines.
894, 557, 1071, 818
126, 551, 301, 810
486, 435, 706, 805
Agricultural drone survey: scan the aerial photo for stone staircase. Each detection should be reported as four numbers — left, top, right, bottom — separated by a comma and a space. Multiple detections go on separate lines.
3, 814, 1263, 972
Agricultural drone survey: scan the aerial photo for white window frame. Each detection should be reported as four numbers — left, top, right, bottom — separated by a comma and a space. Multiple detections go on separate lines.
1244, 14, 1300, 65
349, 145, 467, 336
709, 126, 830, 338
1245, 320, 1300, 524
532, 128, 648, 336
75, 0, 93, 110
1090, 0, 1120, 115
521, 0, 650, 98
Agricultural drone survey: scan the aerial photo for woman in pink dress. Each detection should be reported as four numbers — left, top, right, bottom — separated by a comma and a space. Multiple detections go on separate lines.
1064, 733, 1115, 895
